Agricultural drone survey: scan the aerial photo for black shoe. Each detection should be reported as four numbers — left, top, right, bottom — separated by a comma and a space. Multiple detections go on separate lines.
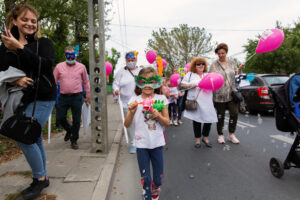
64, 131, 71, 142
21, 178, 49, 200
71, 141, 79, 150
202, 139, 213, 148
194, 143, 201, 148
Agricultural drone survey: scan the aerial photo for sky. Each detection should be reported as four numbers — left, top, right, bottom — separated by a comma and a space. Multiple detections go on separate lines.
106, 0, 300, 73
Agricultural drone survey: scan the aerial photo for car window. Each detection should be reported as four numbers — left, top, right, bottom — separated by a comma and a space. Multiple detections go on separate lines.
250, 78, 261, 86
263, 76, 289, 86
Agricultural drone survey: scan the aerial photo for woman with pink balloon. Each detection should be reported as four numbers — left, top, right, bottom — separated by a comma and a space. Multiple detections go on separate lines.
209, 43, 245, 144
112, 51, 142, 153
181, 57, 218, 148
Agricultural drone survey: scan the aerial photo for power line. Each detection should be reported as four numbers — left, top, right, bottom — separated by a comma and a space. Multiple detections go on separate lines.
115, 0, 125, 54
122, 0, 128, 48
110, 23, 265, 32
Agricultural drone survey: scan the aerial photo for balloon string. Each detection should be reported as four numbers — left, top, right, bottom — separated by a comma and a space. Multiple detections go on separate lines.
245, 53, 256, 63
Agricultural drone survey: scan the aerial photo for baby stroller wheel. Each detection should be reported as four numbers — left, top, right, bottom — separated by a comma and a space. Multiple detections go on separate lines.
270, 157, 284, 178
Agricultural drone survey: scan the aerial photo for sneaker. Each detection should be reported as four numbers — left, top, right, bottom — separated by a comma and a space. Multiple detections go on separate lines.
178, 120, 183, 124
169, 120, 173, 125
227, 134, 240, 144
218, 135, 225, 144
129, 145, 136, 154
151, 185, 160, 200
64, 131, 71, 142
173, 120, 178, 126
21, 178, 49, 200
71, 141, 79, 150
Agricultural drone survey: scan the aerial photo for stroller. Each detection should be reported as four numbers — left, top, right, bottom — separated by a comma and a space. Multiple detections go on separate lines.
269, 73, 300, 178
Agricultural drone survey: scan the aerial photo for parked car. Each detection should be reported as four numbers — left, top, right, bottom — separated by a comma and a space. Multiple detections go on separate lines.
237, 74, 289, 114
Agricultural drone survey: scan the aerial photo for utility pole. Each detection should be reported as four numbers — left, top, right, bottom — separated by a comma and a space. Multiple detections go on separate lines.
88, 0, 108, 153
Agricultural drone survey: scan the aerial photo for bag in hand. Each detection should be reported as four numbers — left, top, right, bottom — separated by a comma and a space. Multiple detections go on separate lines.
231, 91, 244, 103
0, 115, 41, 144
185, 99, 197, 110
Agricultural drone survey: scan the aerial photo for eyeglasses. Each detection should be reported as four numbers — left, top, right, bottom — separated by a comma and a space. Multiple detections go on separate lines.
125, 53, 136, 59
196, 63, 205, 66
65, 52, 76, 60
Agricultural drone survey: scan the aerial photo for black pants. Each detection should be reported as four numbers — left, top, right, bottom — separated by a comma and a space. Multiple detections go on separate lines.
56, 93, 83, 142
168, 103, 177, 121
214, 101, 239, 135
193, 121, 212, 138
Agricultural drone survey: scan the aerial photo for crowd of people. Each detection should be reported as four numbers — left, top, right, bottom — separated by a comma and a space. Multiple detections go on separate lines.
0, 2, 246, 200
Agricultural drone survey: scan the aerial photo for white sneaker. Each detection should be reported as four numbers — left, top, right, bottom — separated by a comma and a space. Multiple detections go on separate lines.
178, 120, 183, 124
173, 120, 178, 126
227, 134, 240, 144
218, 135, 225, 144
170, 120, 173, 125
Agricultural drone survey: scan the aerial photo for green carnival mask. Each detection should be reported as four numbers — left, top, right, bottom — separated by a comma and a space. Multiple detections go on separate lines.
135, 75, 162, 89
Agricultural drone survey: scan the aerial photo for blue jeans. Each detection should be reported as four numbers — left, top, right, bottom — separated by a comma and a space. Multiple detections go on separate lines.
177, 96, 183, 120
17, 100, 55, 178
137, 147, 164, 200
168, 103, 177, 121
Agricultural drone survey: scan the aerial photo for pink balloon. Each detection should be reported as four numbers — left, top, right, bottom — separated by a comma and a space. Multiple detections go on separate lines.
170, 74, 181, 87
256, 29, 285, 54
184, 63, 190, 73
105, 61, 113, 76
156, 59, 167, 68
146, 50, 157, 64
198, 72, 224, 91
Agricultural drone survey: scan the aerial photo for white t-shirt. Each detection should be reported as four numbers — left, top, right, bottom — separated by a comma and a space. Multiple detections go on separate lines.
128, 94, 168, 149
112, 67, 141, 108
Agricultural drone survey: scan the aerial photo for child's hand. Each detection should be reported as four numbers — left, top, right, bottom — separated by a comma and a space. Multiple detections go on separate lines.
151, 109, 161, 120
128, 102, 138, 114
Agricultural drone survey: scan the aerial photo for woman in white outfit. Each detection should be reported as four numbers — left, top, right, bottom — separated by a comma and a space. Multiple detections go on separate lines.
181, 57, 217, 148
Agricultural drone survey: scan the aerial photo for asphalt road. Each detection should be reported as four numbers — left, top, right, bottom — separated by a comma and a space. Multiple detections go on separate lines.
109, 112, 300, 200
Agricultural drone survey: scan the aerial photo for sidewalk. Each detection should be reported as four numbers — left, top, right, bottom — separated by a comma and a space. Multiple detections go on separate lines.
0, 95, 123, 200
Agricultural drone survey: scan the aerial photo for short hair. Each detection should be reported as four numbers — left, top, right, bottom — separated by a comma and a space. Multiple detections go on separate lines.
189, 57, 208, 73
65, 46, 75, 52
6, 3, 41, 39
215, 43, 228, 54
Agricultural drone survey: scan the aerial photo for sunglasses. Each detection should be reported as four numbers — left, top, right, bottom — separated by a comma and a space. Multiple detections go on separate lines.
196, 63, 205, 66
125, 53, 136, 59
65, 52, 76, 60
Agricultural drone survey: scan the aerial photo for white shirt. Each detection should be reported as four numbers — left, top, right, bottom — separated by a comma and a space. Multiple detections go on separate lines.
128, 94, 168, 149
113, 67, 141, 108
181, 72, 218, 123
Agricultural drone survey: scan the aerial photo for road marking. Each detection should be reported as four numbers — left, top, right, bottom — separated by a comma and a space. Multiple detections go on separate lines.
225, 117, 257, 128
270, 135, 294, 144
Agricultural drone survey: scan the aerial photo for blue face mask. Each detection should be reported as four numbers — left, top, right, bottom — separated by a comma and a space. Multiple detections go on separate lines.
66, 60, 76, 65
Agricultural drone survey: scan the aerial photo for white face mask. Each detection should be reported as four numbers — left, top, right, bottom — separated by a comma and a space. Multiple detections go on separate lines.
126, 61, 136, 69
66, 60, 76, 65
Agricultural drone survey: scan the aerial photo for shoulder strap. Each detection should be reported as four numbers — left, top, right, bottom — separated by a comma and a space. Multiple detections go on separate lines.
30, 40, 41, 120
217, 61, 233, 91
125, 66, 135, 77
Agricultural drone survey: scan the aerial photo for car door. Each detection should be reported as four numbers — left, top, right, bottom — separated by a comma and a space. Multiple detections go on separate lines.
245, 77, 265, 111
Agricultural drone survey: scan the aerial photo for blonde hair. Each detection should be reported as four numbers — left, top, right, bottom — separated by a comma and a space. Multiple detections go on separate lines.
6, 3, 41, 39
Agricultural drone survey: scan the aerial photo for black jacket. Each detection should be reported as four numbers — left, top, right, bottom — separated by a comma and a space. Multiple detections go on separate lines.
0, 27, 57, 104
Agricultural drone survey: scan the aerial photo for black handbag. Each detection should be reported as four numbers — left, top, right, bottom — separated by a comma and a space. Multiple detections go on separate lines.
0, 55, 42, 144
231, 90, 244, 103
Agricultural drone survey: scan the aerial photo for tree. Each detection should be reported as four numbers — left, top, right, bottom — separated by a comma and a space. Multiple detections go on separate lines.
147, 24, 214, 74
105, 48, 120, 83
243, 20, 300, 74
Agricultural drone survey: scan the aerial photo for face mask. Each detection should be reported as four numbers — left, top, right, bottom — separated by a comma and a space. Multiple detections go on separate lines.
135, 75, 162, 89
126, 61, 136, 69
66, 60, 76, 65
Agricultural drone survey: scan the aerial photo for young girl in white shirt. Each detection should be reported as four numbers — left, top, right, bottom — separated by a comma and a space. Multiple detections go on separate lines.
124, 66, 169, 200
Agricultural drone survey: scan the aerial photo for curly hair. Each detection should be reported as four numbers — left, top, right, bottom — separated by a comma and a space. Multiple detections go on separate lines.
214, 43, 228, 54
134, 66, 161, 95
189, 57, 208, 73
5, 3, 41, 39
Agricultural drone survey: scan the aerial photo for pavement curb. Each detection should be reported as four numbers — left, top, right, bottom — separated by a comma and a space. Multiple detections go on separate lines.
91, 123, 124, 200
